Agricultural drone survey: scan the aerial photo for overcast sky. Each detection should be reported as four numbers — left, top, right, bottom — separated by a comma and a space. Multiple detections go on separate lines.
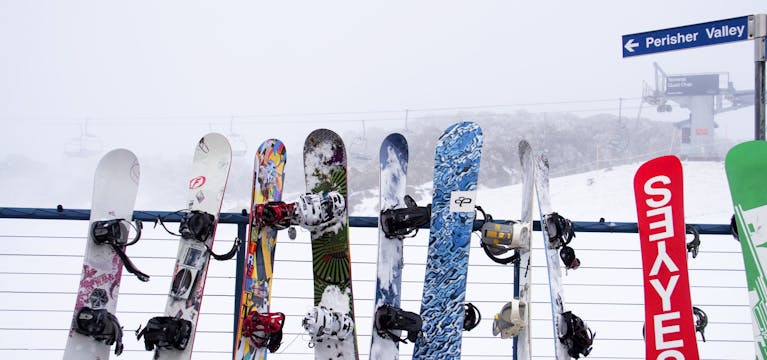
0, 1, 764, 207
1, 2, 763, 136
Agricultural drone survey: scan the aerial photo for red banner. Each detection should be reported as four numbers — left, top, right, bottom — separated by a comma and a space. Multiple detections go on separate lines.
633, 155, 699, 360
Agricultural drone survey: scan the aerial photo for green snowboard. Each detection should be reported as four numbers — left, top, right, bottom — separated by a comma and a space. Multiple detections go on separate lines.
725, 140, 767, 359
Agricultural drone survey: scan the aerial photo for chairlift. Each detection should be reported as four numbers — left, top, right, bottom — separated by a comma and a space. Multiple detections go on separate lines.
350, 120, 372, 161
64, 121, 103, 158
228, 117, 248, 157
402, 109, 414, 134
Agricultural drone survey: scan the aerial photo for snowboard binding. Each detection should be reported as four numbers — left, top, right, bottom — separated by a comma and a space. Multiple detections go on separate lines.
731, 214, 740, 241
374, 305, 423, 343
492, 299, 528, 338
475, 206, 529, 265
463, 302, 481, 331
685, 224, 701, 259
544, 212, 581, 270
155, 210, 240, 261
135, 316, 193, 353
74, 306, 125, 356
380, 195, 431, 239
253, 201, 297, 229
296, 191, 346, 230
559, 311, 594, 359
302, 305, 354, 346
641, 306, 708, 342
91, 218, 150, 282
241, 311, 286, 352
693, 306, 708, 342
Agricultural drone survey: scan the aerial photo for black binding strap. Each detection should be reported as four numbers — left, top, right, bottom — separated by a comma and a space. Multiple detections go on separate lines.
463, 302, 481, 331
136, 316, 192, 352
560, 311, 594, 359
156, 211, 239, 261
380, 195, 431, 239
74, 306, 125, 355
374, 305, 422, 343
686, 224, 701, 258
545, 213, 581, 270
91, 219, 150, 282
693, 306, 708, 342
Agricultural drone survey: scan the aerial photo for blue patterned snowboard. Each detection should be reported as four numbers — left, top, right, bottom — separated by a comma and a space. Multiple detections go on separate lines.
412, 122, 483, 360
370, 133, 409, 360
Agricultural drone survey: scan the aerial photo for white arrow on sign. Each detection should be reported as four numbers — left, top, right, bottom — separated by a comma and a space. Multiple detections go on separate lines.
624, 38, 639, 52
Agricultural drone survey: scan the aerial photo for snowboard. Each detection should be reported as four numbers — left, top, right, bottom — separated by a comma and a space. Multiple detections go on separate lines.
534, 152, 570, 359
412, 121, 483, 360
234, 139, 287, 360
515, 140, 535, 360
154, 133, 232, 360
303, 128, 359, 360
725, 140, 767, 359
370, 133, 409, 360
63, 149, 141, 360
633, 155, 699, 359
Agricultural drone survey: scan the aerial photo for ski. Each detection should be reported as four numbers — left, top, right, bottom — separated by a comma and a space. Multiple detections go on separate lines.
64, 149, 143, 360
477, 142, 533, 358
137, 133, 236, 360
512, 141, 534, 360
726, 140, 767, 359
370, 133, 421, 359
234, 139, 287, 360
634, 155, 699, 359
300, 129, 359, 360
535, 152, 593, 359
412, 121, 483, 360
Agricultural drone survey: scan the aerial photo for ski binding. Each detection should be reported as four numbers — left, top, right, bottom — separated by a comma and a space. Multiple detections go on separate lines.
492, 298, 528, 339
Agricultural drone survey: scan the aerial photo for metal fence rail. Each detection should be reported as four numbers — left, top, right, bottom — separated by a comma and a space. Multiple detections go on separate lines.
0, 207, 749, 359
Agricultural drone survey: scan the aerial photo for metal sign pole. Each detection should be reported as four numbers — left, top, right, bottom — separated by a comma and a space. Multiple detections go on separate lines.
756, 15, 766, 139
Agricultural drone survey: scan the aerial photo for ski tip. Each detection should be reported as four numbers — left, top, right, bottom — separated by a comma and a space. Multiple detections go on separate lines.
518, 140, 531, 156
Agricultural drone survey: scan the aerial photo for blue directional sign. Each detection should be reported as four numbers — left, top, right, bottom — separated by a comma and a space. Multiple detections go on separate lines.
622, 16, 751, 57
